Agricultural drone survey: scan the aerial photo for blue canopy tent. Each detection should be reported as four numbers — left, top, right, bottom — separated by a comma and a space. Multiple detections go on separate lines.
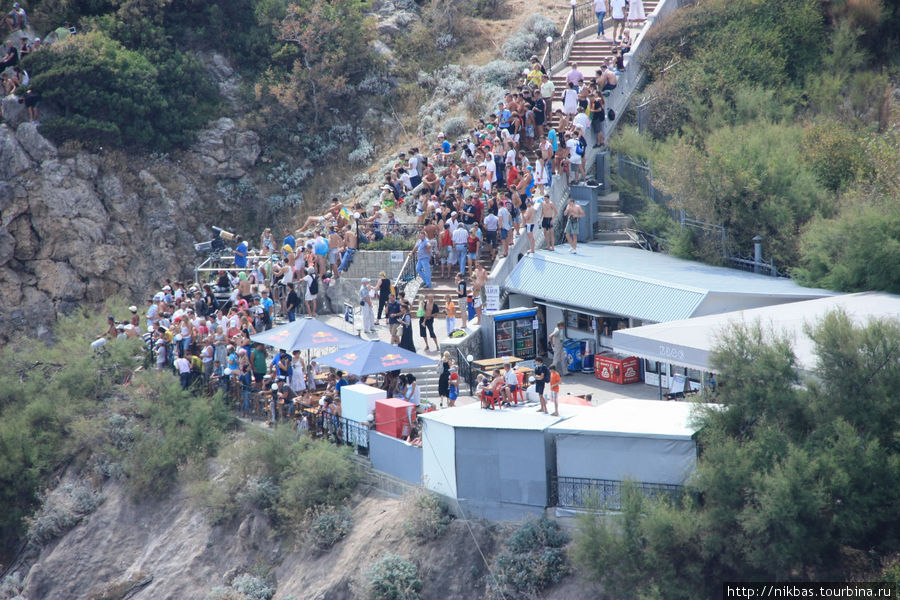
315, 340, 437, 376
249, 318, 361, 352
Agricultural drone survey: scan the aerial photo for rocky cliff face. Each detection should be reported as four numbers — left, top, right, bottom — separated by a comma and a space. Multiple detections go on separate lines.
0, 118, 260, 342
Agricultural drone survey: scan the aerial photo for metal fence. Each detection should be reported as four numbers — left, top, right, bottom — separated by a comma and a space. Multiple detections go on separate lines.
298, 407, 370, 456
551, 476, 683, 510
455, 347, 476, 396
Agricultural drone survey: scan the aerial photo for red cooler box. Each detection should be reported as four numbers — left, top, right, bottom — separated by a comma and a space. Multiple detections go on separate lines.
594, 353, 641, 384
375, 397, 415, 438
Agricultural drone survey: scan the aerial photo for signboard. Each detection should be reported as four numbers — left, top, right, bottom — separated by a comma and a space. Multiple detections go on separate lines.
343, 302, 354, 324
390, 252, 404, 263
484, 284, 500, 312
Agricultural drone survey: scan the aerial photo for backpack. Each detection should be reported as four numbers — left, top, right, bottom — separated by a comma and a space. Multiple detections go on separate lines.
575, 142, 585, 156
607, 108, 616, 121
308, 274, 318, 295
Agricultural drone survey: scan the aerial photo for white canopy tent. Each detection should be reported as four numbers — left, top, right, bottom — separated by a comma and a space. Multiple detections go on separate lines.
548, 399, 710, 486
611, 292, 900, 374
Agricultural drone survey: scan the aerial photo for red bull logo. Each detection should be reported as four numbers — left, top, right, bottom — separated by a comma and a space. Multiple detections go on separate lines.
335, 353, 357, 366
272, 330, 289, 339
311, 331, 339, 344
381, 353, 409, 368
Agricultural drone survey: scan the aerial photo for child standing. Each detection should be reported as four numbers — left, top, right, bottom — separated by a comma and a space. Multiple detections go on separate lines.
549, 365, 562, 416
445, 294, 457, 336
448, 366, 459, 407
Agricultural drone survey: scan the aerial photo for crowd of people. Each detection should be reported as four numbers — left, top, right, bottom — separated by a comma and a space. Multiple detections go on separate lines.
93, 37, 629, 434
0, 2, 79, 122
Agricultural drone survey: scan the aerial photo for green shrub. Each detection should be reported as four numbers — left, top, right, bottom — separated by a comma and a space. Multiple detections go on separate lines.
305, 504, 353, 552
275, 440, 359, 524
125, 373, 234, 498
23, 31, 216, 150
361, 237, 416, 251
26, 482, 103, 547
366, 554, 422, 600
402, 491, 451, 542
488, 517, 569, 599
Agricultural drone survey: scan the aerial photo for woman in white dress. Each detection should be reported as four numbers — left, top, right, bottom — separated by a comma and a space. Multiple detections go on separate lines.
628, 0, 646, 24
562, 82, 579, 117
360, 279, 376, 333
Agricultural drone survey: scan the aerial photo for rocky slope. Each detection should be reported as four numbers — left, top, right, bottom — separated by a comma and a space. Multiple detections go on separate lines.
0, 117, 260, 343
11, 469, 603, 600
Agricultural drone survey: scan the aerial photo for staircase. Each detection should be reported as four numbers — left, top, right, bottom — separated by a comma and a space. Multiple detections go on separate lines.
593, 192, 642, 248
546, 5, 658, 130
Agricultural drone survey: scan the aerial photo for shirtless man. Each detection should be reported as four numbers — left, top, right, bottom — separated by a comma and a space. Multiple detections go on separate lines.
540, 197, 559, 251
472, 264, 487, 326
563, 197, 586, 254
597, 64, 618, 94
327, 227, 344, 278
298, 197, 345, 232
338, 225, 358, 274
523, 198, 536, 254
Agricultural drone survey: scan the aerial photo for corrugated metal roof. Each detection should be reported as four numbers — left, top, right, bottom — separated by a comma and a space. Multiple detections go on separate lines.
506, 254, 706, 322
503, 245, 834, 322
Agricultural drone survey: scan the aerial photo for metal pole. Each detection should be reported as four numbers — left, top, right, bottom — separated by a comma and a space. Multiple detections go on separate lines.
571, 0, 578, 32
546, 37, 553, 69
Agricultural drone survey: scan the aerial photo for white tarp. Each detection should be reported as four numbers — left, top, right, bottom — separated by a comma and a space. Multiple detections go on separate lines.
422, 419, 457, 497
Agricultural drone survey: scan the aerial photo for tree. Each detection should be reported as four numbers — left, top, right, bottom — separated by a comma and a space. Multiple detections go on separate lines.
573, 314, 900, 598
262, 0, 376, 127
23, 31, 216, 150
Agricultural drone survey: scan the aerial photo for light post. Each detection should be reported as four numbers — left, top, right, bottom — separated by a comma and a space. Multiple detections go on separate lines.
546, 36, 553, 69
571, 0, 578, 32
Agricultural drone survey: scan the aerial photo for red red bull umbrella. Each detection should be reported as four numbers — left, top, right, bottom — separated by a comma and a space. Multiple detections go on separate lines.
249, 318, 361, 351
315, 340, 437, 376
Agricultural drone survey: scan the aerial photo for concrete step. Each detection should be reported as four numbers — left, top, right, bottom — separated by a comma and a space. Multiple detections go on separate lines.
593, 231, 634, 242
596, 214, 632, 230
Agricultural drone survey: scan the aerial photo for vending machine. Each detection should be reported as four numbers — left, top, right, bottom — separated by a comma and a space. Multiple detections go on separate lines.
492, 308, 538, 363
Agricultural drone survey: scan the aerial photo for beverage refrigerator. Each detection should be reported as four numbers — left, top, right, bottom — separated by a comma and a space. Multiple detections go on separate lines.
492, 308, 538, 362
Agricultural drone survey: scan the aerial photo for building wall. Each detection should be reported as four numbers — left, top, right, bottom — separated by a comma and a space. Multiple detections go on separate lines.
369, 431, 423, 485
455, 428, 551, 508
348, 250, 407, 280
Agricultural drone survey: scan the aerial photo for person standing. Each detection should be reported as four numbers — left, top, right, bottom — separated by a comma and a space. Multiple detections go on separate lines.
610, 0, 627, 40
563, 197, 585, 254
452, 222, 468, 276
360, 278, 375, 334
387, 293, 402, 344
285, 282, 299, 322
549, 365, 562, 416
523, 198, 536, 254
540, 196, 558, 251
444, 294, 457, 335
533, 357, 550, 413
303, 267, 318, 317
595, 0, 607, 38
549, 321, 567, 375
628, 0, 645, 25
438, 351, 451, 407
419, 294, 440, 352
413, 231, 433, 288
376, 271, 391, 324
399, 302, 416, 352
233, 235, 248, 269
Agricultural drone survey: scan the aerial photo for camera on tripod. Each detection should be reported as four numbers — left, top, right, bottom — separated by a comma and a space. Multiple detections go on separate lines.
194, 226, 234, 256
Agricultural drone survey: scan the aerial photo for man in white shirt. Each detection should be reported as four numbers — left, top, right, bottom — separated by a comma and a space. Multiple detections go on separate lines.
483, 211, 500, 261
566, 133, 584, 185
611, 0, 627, 41
174, 355, 191, 389
540, 74, 555, 114
498, 202, 512, 258
451, 223, 469, 275
573, 111, 591, 134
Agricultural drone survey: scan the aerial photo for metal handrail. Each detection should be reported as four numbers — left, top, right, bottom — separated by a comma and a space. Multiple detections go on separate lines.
455, 347, 476, 396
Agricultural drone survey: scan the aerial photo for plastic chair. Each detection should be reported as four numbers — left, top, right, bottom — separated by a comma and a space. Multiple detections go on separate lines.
480, 390, 496, 410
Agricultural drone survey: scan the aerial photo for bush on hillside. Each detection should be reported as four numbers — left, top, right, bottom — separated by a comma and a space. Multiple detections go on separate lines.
305, 504, 353, 552
365, 554, 422, 600
23, 31, 216, 150
402, 491, 451, 542
488, 517, 570, 599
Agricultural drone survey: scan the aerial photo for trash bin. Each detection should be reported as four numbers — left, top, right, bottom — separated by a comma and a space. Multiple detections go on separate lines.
564, 339, 583, 372
595, 150, 610, 193
581, 339, 596, 374
576, 200, 592, 242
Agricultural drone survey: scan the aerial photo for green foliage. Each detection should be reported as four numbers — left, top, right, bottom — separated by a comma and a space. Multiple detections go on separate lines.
26, 482, 103, 548
366, 554, 422, 600
23, 31, 216, 150
274, 440, 359, 523
402, 491, 451, 542
489, 517, 569, 599
0, 303, 141, 559
574, 315, 900, 597
655, 121, 829, 266
126, 373, 234, 498
795, 202, 900, 293
361, 237, 416, 251
305, 504, 353, 552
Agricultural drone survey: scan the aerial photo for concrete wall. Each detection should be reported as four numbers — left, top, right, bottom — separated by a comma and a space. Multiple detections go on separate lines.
369, 431, 424, 485
344, 250, 407, 281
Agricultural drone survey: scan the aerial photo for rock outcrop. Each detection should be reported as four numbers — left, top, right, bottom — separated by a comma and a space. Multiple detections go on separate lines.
0, 118, 261, 343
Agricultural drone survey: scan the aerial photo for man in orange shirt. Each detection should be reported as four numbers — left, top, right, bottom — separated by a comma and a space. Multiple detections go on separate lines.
549, 365, 562, 416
